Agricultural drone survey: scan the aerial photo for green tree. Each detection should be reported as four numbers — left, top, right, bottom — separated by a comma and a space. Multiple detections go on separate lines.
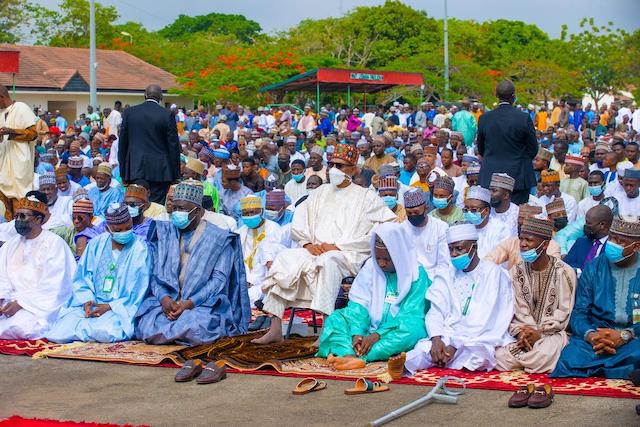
507, 59, 582, 104
0, 0, 27, 43
158, 13, 261, 43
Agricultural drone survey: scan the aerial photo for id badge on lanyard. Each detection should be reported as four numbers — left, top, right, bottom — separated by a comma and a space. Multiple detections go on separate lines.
633, 293, 640, 325
102, 264, 115, 293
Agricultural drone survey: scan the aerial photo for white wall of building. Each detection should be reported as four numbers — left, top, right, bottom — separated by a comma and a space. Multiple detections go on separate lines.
581, 90, 635, 109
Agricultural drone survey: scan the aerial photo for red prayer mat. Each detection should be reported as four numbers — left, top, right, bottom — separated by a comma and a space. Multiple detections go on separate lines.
0, 416, 147, 427
252, 308, 324, 327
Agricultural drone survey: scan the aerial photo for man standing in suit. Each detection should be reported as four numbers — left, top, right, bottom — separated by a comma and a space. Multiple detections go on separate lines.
478, 80, 538, 205
564, 205, 613, 272
118, 84, 180, 204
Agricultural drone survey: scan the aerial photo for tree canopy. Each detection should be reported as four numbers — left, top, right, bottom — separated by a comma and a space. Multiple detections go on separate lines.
6, 0, 636, 107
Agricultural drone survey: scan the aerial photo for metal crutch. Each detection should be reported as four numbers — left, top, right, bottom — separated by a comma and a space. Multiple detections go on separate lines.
369, 376, 466, 427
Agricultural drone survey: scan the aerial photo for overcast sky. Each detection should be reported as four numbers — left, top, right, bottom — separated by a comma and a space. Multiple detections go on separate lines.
37, 0, 639, 38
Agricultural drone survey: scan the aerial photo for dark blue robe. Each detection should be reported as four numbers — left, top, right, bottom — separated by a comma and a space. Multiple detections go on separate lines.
135, 220, 250, 345
551, 254, 640, 379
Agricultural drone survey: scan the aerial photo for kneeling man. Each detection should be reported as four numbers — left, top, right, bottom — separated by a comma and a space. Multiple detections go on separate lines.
405, 222, 513, 373
135, 180, 251, 345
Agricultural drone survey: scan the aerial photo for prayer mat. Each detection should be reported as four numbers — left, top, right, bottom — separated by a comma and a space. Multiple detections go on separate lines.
0, 339, 60, 357
31, 341, 185, 366
0, 416, 147, 427
174, 331, 318, 370
251, 308, 324, 327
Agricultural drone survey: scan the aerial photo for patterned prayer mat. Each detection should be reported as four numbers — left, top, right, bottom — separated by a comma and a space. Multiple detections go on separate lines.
0, 416, 147, 426
252, 308, 324, 327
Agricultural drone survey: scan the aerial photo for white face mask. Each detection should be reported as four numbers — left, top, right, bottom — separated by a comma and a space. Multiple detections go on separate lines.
329, 167, 349, 188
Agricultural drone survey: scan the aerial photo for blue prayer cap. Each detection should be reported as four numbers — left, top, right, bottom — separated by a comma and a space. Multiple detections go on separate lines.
213, 148, 230, 159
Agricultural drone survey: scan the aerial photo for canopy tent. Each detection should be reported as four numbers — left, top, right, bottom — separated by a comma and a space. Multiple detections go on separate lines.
259, 68, 424, 109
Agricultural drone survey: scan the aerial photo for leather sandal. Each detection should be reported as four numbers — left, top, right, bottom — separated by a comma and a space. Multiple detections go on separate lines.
528, 384, 554, 409
292, 378, 327, 395
507, 384, 535, 408
344, 378, 389, 395
196, 361, 227, 385
174, 359, 204, 382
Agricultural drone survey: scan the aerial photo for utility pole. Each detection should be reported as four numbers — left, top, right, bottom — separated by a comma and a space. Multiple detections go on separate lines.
443, 0, 449, 102
89, 0, 97, 109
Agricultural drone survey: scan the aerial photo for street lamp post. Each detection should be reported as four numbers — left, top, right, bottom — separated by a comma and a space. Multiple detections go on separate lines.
443, 0, 449, 102
120, 31, 133, 44
89, 0, 97, 109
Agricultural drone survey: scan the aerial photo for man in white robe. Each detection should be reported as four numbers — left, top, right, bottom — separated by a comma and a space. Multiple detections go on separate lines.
253, 144, 396, 344
463, 186, 512, 258
539, 169, 578, 223
489, 173, 519, 238
0, 192, 76, 339
405, 223, 513, 373
617, 169, 640, 219
37, 172, 73, 226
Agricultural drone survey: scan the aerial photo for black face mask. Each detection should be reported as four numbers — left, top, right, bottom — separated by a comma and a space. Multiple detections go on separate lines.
278, 161, 289, 171
554, 217, 568, 231
490, 197, 502, 208
15, 219, 32, 236
407, 213, 426, 227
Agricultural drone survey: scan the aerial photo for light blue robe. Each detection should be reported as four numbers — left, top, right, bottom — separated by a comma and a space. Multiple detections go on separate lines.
87, 186, 124, 217
47, 233, 151, 343
135, 220, 251, 345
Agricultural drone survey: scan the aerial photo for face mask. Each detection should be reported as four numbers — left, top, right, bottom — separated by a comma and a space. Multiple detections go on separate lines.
407, 213, 426, 227
588, 185, 603, 197
451, 245, 475, 271
490, 197, 502, 208
604, 241, 634, 264
171, 209, 194, 230
97, 183, 110, 191
242, 213, 262, 229
329, 167, 349, 188
292, 173, 305, 183
553, 217, 568, 230
463, 210, 485, 225
432, 197, 450, 210
15, 219, 32, 236
382, 195, 397, 210
127, 205, 140, 218
520, 242, 545, 263
539, 138, 549, 147
110, 229, 135, 245
278, 161, 289, 171
264, 209, 282, 222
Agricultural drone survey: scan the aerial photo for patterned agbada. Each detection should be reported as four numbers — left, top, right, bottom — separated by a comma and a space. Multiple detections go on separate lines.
317, 223, 431, 362
135, 220, 251, 345
46, 233, 151, 343
496, 257, 576, 373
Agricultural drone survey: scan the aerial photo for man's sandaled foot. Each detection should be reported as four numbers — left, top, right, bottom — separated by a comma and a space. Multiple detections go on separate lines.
251, 328, 284, 344
387, 352, 406, 380
333, 356, 366, 371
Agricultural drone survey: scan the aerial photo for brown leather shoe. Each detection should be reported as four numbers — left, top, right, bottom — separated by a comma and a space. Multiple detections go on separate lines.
196, 361, 227, 384
508, 384, 535, 408
174, 359, 204, 382
528, 384, 554, 409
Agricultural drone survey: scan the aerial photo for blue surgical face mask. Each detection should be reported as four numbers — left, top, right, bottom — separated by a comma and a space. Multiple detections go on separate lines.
110, 228, 134, 245
127, 205, 140, 218
242, 213, 262, 229
292, 173, 305, 183
520, 242, 545, 263
604, 241, 633, 263
463, 209, 485, 225
432, 197, 450, 210
382, 195, 397, 210
451, 245, 475, 271
588, 185, 604, 197
263, 209, 282, 222
171, 209, 194, 230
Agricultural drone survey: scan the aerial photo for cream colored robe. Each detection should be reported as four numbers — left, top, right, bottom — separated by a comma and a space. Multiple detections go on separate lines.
261, 183, 395, 317
0, 102, 37, 199
496, 257, 576, 373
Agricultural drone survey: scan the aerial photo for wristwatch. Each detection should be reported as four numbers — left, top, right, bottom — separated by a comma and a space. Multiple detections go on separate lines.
620, 329, 633, 343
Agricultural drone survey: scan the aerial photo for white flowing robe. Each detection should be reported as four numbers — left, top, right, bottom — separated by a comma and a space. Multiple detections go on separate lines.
490, 203, 519, 238
0, 230, 76, 338
261, 183, 396, 317
477, 217, 512, 259
0, 102, 37, 199
48, 196, 73, 226
405, 259, 513, 373
399, 217, 450, 277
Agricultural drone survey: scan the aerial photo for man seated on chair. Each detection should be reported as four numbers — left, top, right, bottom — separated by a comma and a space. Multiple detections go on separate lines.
495, 218, 576, 373
252, 144, 396, 344
0, 192, 76, 339
135, 180, 251, 345
405, 222, 513, 374
551, 218, 640, 379
47, 203, 151, 343
316, 222, 431, 369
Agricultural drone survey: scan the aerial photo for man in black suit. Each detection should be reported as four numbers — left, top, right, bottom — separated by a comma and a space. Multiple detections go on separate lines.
118, 84, 180, 204
477, 80, 538, 205
564, 205, 613, 271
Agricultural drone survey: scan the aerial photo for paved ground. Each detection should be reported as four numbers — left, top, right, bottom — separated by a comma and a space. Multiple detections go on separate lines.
1, 355, 638, 426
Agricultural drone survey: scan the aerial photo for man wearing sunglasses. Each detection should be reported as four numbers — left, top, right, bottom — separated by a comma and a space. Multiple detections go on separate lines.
0, 191, 76, 339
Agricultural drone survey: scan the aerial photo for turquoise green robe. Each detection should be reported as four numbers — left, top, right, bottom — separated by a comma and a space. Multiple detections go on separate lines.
316, 267, 431, 362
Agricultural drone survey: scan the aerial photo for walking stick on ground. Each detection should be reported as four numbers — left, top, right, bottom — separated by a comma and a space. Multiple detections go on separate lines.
369, 376, 466, 427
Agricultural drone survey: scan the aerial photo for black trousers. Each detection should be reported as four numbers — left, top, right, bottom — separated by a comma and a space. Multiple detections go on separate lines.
512, 188, 531, 205
148, 181, 171, 205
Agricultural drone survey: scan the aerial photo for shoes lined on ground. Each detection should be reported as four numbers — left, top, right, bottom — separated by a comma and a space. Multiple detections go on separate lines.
508, 383, 554, 409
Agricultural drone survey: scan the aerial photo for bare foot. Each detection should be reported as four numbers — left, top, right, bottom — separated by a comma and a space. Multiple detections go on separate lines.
333, 356, 366, 371
251, 320, 283, 345
327, 354, 337, 366
311, 337, 320, 348
387, 352, 406, 380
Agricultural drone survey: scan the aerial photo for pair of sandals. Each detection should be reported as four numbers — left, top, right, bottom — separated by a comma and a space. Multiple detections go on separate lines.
292, 377, 390, 395
174, 359, 227, 384
508, 384, 554, 409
